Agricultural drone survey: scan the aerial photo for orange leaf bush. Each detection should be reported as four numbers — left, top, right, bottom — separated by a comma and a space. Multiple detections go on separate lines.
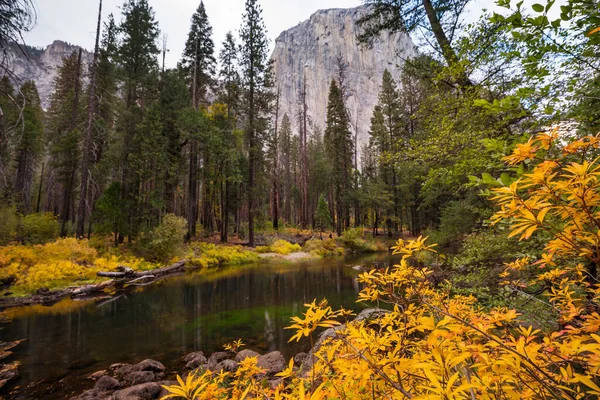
162, 130, 600, 399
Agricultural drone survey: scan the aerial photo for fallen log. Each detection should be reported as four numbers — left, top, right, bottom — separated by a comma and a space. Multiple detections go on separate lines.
96, 260, 186, 279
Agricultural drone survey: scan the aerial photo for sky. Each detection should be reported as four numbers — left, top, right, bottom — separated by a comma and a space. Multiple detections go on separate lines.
24, 0, 364, 68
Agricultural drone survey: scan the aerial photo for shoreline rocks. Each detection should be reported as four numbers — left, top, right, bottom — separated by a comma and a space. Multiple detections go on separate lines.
70, 308, 388, 400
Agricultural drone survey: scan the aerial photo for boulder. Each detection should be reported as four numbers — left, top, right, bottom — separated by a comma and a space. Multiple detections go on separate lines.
206, 351, 232, 370
185, 354, 207, 370
257, 351, 286, 374
268, 378, 283, 390
294, 352, 309, 367
113, 382, 162, 400
183, 351, 205, 363
215, 359, 238, 372
87, 370, 107, 381
132, 359, 165, 373
114, 364, 134, 380
235, 349, 260, 362
354, 308, 390, 322
124, 371, 156, 385
94, 375, 120, 392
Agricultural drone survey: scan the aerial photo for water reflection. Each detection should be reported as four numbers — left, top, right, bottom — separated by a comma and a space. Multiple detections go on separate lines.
0, 253, 398, 399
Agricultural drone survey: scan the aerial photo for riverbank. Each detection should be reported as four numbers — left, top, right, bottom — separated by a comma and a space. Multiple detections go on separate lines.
0, 231, 393, 310
67, 308, 386, 400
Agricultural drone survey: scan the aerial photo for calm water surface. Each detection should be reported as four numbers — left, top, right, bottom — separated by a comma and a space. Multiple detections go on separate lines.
0, 253, 397, 399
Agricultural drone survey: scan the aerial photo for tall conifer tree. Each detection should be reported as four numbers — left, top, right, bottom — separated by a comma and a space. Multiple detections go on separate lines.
239, 0, 272, 246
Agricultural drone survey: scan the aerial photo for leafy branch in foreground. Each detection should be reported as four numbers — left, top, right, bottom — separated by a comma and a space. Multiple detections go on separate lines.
162, 130, 600, 399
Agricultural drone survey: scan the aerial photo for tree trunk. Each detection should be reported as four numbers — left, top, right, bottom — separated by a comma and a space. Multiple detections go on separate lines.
187, 140, 198, 239
272, 87, 280, 230
421, 0, 472, 87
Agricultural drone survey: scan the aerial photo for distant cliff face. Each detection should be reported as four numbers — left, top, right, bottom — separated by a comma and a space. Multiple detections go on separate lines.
270, 6, 416, 149
6, 40, 93, 109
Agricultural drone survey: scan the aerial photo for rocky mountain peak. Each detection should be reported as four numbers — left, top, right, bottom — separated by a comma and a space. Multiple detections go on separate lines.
270, 5, 417, 150
6, 40, 92, 109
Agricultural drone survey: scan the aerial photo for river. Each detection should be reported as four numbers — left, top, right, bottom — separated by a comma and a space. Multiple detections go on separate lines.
0, 252, 398, 399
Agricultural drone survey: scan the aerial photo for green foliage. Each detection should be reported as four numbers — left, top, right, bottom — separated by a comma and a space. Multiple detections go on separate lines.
303, 238, 345, 258
142, 214, 187, 263
325, 79, 353, 236
339, 228, 379, 253
20, 213, 59, 244
426, 200, 481, 247
0, 205, 19, 245
314, 195, 333, 232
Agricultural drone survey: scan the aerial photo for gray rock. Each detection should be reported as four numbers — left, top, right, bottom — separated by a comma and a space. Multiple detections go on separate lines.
125, 371, 156, 385
185, 354, 208, 370
183, 351, 205, 363
235, 349, 260, 362
70, 389, 100, 400
94, 375, 120, 392
270, 6, 416, 155
5, 41, 94, 109
132, 359, 165, 373
268, 378, 283, 390
257, 351, 286, 374
206, 351, 232, 370
294, 352, 309, 367
354, 308, 391, 322
158, 381, 178, 398
113, 382, 162, 400
114, 364, 134, 379
87, 370, 107, 381
215, 359, 239, 372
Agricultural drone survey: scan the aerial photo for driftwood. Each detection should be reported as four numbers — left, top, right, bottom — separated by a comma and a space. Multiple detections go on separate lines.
96, 261, 186, 279
0, 261, 187, 310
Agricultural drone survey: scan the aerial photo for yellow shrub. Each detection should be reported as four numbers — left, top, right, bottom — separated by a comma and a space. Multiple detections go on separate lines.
303, 238, 345, 257
0, 238, 156, 292
164, 132, 600, 399
187, 242, 259, 267
269, 240, 302, 255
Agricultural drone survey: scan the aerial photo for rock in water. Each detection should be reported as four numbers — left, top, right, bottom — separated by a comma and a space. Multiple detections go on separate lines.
270, 6, 416, 152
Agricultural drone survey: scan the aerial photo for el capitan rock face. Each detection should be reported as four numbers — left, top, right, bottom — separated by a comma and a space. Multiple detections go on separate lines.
270, 6, 416, 149
5, 40, 93, 109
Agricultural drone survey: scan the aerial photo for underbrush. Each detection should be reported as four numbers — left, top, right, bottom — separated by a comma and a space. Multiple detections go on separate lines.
255, 239, 302, 255
0, 238, 152, 293
302, 238, 345, 257
187, 242, 259, 267
338, 228, 384, 253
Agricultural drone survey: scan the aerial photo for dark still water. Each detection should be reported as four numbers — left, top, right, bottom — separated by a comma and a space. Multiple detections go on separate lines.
0, 253, 397, 399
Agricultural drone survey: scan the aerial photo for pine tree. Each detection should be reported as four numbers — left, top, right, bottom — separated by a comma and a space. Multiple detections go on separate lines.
181, 1, 215, 107
0, 76, 18, 197
180, 2, 216, 239
239, 0, 272, 246
46, 50, 84, 235
315, 194, 332, 234
217, 32, 241, 242
324, 79, 353, 236
218, 32, 241, 120
14, 80, 43, 214
115, 0, 160, 241
279, 113, 292, 224
76, 0, 103, 238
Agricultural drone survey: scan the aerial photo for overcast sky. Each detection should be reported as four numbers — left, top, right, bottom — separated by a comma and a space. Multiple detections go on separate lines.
24, 0, 366, 68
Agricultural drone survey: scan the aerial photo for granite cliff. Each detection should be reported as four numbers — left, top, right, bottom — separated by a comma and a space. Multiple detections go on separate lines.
5, 40, 93, 109
270, 6, 416, 149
